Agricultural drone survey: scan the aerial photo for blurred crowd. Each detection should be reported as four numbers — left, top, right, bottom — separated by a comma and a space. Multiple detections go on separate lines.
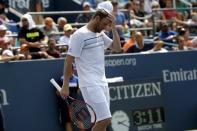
1, 0, 197, 62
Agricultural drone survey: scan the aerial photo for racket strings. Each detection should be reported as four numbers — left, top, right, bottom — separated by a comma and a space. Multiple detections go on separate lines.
70, 101, 94, 129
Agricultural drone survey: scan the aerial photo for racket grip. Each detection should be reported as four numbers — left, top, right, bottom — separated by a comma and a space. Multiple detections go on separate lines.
50, 78, 61, 92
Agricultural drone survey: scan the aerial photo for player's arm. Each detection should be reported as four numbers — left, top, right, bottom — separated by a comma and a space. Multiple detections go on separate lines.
60, 55, 75, 99
109, 15, 122, 52
110, 28, 122, 52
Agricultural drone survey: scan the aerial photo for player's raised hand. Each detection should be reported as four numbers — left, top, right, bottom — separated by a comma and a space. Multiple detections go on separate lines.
107, 14, 116, 29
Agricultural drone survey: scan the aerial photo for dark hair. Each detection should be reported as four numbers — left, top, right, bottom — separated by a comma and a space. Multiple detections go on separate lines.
124, 1, 132, 9
177, 26, 187, 36
112, 1, 118, 6
48, 38, 56, 44
92, 9, 109, 19
161, 23, 168, 28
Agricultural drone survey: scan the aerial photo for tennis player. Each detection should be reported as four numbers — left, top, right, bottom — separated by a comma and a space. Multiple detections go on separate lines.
60, 1, 122, 131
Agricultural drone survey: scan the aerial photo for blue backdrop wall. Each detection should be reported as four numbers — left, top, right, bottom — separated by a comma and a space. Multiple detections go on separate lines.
0, 51, 197, 131
0, 59, 64, 131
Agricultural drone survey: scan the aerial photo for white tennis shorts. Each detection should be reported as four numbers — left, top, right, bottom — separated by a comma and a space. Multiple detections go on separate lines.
80, 86, 111, 122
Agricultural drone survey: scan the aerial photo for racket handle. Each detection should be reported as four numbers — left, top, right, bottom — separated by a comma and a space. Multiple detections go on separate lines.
50, 78, 61, 92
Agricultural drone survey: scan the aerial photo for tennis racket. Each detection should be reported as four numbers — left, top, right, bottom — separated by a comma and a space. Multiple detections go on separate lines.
50, 78, 96, 130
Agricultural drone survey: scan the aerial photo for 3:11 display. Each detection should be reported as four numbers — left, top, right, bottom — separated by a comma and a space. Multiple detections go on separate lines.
132, 107, 165, 126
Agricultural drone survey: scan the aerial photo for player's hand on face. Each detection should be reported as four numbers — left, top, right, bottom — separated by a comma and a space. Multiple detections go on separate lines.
107, 14, 116, 29
60, 85, 69, 99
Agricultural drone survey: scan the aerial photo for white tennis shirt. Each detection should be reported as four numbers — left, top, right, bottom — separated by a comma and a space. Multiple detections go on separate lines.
67, 26, 112, 88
